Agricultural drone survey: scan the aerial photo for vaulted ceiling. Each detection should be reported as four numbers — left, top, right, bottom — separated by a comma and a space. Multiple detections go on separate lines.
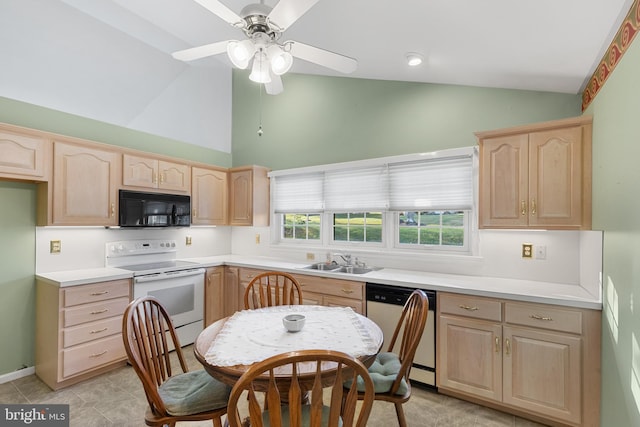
0, 0, 634, 152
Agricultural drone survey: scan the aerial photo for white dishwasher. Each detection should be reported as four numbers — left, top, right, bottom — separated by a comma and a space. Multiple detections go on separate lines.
366, 283, 436, 388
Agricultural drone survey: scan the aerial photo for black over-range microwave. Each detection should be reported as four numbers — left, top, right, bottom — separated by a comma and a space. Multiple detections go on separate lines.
119, 190, 191, 227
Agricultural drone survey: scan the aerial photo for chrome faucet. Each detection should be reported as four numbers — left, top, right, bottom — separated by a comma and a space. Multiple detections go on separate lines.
334, 253, 352, 265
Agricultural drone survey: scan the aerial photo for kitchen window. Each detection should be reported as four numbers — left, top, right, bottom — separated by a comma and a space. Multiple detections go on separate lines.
270, 148, 476, 253
333, 212, 383, 244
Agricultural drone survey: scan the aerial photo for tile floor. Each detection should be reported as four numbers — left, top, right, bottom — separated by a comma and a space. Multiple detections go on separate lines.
0, 346, 548, 427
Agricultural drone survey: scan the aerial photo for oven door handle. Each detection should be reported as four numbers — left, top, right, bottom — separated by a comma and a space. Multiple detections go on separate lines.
134, 268, 205, 283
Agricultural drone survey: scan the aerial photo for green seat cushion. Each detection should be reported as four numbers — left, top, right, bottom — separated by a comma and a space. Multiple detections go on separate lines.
158, 369, 230, 416
345, 352, 408, 395
263, 404, 342, 427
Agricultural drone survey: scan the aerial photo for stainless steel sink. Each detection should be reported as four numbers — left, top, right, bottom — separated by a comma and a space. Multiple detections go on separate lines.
304, 263, 341, 271
335, 266, 373, 274
303, 263, 380, 274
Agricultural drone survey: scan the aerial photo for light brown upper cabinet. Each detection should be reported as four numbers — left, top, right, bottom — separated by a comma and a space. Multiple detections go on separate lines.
228, 165, 270, 226
191, 166, 228, 225
45, 141, 121, 226
477, 116, 592, 229
122, 154, 190, 193
0, 123, 50, 181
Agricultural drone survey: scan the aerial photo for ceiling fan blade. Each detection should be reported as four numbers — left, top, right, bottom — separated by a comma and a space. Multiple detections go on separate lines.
288, 41, 357, 74
172, 41, 229, 61
265, 73, 284, 95
192, 0, 244, 26
268, 0, 320, 31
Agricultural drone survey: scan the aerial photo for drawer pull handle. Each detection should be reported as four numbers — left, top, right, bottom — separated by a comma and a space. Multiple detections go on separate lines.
505, 338, 511, 356
341, 289, 354, 294
530, 199, 537, 215
90, 309, 109, 315
90, 350, 107, 358
530, 314, 553, 321
494, 336, 500, 353
90, 327, 108, 334
458, 304, 479, 311
520, 200, 527, 216
90, 291, 109, 296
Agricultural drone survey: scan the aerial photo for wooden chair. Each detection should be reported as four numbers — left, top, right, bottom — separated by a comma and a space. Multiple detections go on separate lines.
122, 296, 229, 427
244, 271, 304, 309
227, 349, 375, 427
351, 289, 429, 427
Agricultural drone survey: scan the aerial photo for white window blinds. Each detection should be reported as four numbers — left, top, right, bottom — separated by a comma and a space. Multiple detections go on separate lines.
388, 156, 473, 210
271, 149, 475, 213
324, 166, 388, 211
272, 173, 324, 213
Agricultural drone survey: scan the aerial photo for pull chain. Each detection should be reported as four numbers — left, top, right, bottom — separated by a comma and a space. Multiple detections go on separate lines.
257, 84, 264, 137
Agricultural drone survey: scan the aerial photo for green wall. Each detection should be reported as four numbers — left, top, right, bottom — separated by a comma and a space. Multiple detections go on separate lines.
232, 71, 581, 169
584, 33, 640, 426
0, 182, 36, 374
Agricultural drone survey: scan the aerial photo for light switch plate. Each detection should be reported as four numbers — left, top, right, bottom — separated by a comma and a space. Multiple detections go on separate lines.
186, 236, 192, 246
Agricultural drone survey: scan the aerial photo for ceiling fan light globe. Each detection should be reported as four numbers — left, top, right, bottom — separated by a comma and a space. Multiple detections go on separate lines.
249, 53, 272, 83
271, 51, 293, 75
227, 40, 255, 69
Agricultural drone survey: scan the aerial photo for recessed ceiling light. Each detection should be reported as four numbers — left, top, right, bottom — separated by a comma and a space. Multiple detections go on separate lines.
406, 52, 423, 67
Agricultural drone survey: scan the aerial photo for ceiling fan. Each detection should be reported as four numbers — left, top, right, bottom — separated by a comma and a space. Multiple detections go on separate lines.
172, 0, 357, 95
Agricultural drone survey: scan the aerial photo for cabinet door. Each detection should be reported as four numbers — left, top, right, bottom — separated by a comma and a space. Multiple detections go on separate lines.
528, 126, 584, 228
479, 134, 529, 228
0, 127, 48, 180
224, 267, 240, 317
438, 315, 502, 402
192, 167, 228, 225
52, 142, 119, 225
503, 325, 581, 425
122, 154, 157, 188
205, 267, 225, 326
229, 169, 253, 225
158, 160, 190, 192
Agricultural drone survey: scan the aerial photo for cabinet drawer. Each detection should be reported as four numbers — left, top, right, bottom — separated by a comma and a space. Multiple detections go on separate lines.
62, 334, 126, 378
439, 293, 502, 322
238, 268, 268, 284
292, 274, 363, 300
505, 302, 582, 334
63, 297, 129, 327
63, 279, 130, 307
63, 316, 122, 348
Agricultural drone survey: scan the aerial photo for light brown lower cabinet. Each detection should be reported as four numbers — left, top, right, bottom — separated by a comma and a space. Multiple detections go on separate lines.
35, 279, 131, 390
437, 292, 601, 427
220, 267, 365, 315
204, 267, 225, 326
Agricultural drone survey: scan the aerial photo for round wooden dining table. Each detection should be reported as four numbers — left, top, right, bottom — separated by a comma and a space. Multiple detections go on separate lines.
194, 305, 384, 392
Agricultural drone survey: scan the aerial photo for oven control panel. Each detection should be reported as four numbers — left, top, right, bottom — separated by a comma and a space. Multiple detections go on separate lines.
107, 239, 177, 257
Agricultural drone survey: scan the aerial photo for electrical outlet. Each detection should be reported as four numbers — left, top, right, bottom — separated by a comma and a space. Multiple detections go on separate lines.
306, 253, 315, 261
255, 234, 261, 244
522, 243, 533, 258
50, 240, 61, 254
185, 236, 192, 246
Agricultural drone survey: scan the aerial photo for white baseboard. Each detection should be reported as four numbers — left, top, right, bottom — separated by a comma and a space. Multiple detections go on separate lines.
0, 366, 35, 384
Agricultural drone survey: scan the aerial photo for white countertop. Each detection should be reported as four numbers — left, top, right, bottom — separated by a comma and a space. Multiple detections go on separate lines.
36, 254, 602, 310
